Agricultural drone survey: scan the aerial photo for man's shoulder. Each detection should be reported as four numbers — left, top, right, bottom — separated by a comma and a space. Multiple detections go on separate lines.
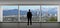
27, 12, 32, 13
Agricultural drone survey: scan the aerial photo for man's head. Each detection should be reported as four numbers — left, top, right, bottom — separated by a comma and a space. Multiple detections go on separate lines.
29, 9, 30, 12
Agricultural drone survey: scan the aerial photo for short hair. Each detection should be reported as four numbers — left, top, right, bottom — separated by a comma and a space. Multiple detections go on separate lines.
29, 9, 30, 11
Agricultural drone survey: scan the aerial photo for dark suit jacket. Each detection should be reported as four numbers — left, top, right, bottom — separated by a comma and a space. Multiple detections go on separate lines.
27, 12, 32, 18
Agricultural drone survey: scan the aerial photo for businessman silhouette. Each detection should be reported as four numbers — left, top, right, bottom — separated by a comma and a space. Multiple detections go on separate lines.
27, 9, 32, 25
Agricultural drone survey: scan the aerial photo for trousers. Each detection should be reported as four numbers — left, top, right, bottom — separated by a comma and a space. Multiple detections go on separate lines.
27, 17, 32, 25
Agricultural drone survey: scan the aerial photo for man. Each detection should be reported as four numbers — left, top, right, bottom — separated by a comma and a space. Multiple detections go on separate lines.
27, 9, 32, 25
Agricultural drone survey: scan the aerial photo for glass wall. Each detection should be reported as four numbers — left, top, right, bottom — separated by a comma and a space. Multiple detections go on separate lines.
0, 5, 58, 22
19, 5, 40, 22
41, 5, 58, 22
3, 6, 18, 22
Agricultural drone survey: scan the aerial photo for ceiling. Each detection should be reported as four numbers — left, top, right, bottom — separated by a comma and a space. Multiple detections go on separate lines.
20, 0, 60, 1
0, 0, 60, 2
0, 0, 60, 4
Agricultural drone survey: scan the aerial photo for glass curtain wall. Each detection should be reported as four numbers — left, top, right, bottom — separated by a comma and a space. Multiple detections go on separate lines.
3, 5, 18, 22
19, 5, 40, 22
41, 5, 58, 22
1, 5, 58, 22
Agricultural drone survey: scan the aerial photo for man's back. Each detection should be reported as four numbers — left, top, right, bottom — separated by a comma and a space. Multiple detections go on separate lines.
27, 12, 32, 18
27, 9, 32, 25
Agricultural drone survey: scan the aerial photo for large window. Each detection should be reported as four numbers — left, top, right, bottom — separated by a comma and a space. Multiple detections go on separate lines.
19, 5, 40, 22
41, 5, 58, 22
0, 5, 58, 22
3, 6, 18, 22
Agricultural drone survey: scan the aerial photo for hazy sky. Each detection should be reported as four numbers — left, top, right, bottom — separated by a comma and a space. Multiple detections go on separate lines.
2, 6, 18, 10
2, 5, 58, 11
42, 6, 58, 8
41, 6, 58, 11
19, 6, 40, 11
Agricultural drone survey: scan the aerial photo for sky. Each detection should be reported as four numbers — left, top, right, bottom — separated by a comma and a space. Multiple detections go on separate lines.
42, 5, 58, 8
2, 5, 59, 11
2, 6, 18, 10
19, 6, 40, 11
41, 6, 58, 11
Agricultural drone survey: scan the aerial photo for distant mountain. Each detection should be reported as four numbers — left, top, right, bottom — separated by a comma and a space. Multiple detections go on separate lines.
3, 9, 18, 16
3, 9, 39, 16
3, 8, 57, 16
42, 8, 57, 15
20, 10, 27, 15
20, 10, 38, 16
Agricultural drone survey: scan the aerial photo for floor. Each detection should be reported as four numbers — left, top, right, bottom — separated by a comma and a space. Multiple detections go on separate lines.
0, 22, 60, 28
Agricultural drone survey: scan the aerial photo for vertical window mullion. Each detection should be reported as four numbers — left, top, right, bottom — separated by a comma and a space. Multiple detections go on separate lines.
18, 5, 20, 22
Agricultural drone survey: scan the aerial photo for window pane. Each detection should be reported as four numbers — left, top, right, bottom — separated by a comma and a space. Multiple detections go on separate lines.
41, 5, 58, 22
3, 6, 18, 22
19, 5, 40, 22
